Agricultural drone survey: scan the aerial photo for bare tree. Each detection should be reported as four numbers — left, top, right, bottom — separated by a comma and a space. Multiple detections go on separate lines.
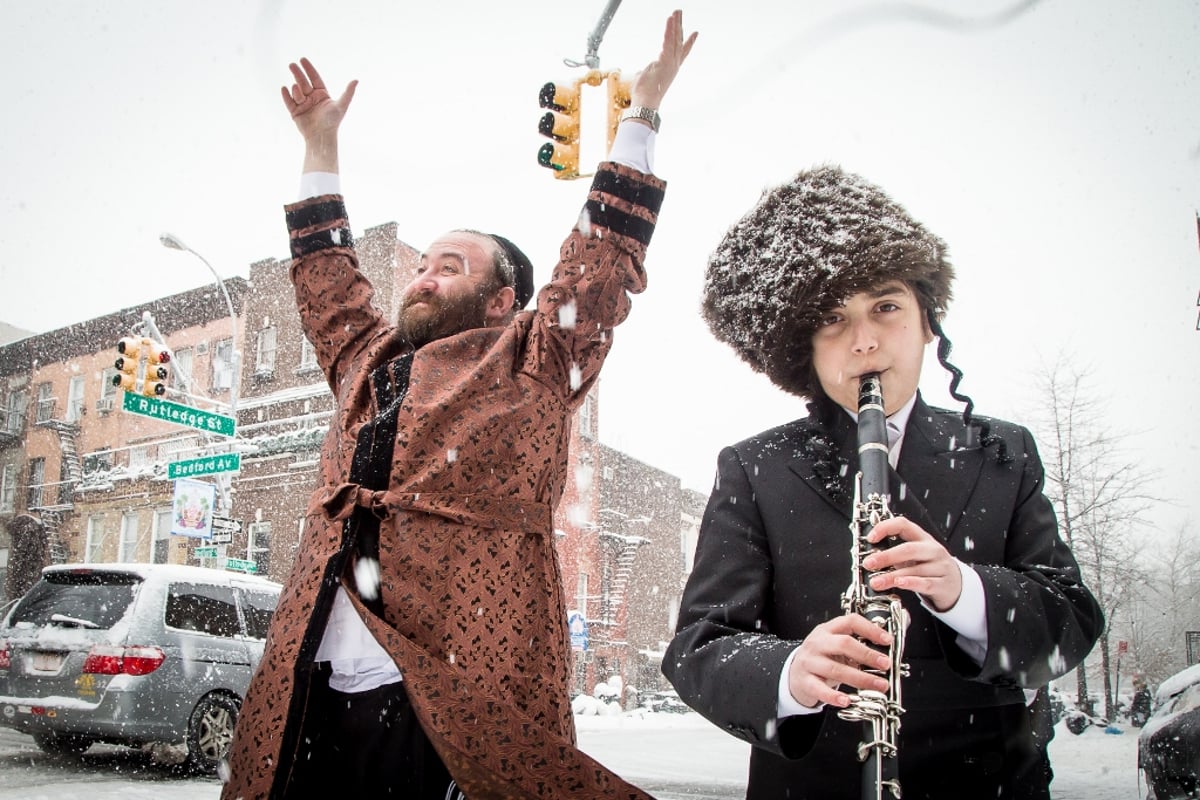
1126, 523, 1200, 684
1031, 356, 1157, 720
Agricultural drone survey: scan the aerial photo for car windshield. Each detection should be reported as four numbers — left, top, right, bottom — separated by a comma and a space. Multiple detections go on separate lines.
7, 571, 141, 630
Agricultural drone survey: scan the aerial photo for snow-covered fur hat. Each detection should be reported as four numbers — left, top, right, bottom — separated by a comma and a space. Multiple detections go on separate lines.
702, 165, 955, 399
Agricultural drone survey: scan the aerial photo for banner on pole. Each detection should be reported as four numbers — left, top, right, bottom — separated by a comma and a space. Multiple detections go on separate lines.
171, 478, 216, 539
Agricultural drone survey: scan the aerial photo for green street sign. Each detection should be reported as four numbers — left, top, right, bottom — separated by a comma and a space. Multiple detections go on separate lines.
194, 546, 219, 558
121, 392, 235, 437
224, 557, 257, 573
168, 453, 241, 480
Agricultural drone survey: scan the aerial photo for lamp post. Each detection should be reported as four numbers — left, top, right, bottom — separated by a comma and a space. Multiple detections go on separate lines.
160, 232, 241, 519
159, 233, 240, 417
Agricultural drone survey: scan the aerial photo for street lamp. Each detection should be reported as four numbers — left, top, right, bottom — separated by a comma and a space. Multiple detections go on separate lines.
159, 233, 240, 416
160, 232, 241, 519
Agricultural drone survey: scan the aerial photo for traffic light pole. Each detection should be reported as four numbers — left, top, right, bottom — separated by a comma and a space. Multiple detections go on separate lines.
158, 233, 242, 519
140, 311, 238, 518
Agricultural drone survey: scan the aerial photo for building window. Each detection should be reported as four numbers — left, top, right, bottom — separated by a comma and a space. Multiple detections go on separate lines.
27, 457, 46, 509
98, 368, 119, 412
160, 435, 199, 461
153, 507, 172, 564
299, 336, 318, 372
128, 443, 155, 470
212, 338, 234, 391
578, 392, 596, 440
248, 521, 273, 576
119, 512, 141, 562
255, 327, 277, 377
85, 515, 106, 563
4, 389, 27, 435
35, 382, 54, 424
173, 347, 194, 393
0, 464, 15, 513
58, 457, 74, 505
82, 449, 115, 475
577, 573, 589, 619
66, 375, 86, 423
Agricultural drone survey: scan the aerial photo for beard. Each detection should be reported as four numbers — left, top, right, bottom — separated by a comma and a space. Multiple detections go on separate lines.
396, 288, 492, 349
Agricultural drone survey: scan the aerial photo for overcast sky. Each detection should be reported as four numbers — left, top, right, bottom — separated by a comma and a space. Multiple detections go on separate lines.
1, 0, 1197, 540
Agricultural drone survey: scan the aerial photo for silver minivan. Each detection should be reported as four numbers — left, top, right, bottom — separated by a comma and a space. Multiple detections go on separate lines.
0, 563, 281, 772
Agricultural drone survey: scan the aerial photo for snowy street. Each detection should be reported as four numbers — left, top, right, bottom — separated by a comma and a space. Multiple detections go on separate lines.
0, 711, 1146, 799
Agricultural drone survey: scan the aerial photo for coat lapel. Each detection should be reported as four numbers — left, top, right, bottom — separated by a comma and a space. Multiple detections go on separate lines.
787, 413, 859, 519
892, 396, 985, 546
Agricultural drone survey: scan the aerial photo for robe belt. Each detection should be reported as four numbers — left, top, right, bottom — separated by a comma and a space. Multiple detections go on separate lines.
312, 481, 552, 535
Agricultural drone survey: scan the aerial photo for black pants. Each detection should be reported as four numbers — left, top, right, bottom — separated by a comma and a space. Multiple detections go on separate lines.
286, 667, 464, 799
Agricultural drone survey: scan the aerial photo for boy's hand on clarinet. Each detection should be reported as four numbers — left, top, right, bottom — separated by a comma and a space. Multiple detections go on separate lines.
864, 517, 963, 612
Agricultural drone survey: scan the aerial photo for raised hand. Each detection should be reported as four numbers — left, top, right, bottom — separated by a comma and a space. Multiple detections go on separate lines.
281, 58, 358, 174
630, 9, 698, 110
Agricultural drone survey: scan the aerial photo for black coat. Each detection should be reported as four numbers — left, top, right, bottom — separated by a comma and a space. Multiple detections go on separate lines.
663, 395, 1103, 800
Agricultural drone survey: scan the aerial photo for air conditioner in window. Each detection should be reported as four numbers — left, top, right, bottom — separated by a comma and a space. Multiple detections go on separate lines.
96, 397, 115, 413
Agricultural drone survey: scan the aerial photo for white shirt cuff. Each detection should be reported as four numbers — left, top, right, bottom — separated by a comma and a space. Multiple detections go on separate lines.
607, 121, 655, 175
299, 171, 341, 201
777, 645, 824, 717
923, 559, 989, 665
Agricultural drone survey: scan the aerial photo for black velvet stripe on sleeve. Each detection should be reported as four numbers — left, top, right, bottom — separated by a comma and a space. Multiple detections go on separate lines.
591, 170, 665, 216
286, 198, 348, 232
290, 226, 355, 259
583, 200, 654, 247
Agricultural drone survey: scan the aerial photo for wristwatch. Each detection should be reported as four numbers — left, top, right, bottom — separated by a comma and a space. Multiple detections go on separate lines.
620, 106, 661, 133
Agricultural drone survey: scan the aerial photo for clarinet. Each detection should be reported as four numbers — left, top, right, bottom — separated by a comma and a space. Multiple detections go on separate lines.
838, 372, 908, 800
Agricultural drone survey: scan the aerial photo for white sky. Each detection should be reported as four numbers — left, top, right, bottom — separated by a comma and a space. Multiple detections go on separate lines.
1, 0, 1197, 540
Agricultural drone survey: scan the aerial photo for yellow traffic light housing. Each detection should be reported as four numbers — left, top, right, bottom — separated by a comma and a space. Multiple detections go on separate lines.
537, 80, 582, 179
605, 71, 632, 152
112, 336, 171, 396
113, 337, 143, 393
142, 343, 171, 397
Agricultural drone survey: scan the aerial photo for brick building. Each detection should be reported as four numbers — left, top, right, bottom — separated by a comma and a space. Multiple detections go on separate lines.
0, 222, 702, 700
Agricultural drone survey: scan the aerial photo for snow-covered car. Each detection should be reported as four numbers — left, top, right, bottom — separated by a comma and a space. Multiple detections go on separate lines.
1138, 663, 1200, 799
0, 563, 280, 772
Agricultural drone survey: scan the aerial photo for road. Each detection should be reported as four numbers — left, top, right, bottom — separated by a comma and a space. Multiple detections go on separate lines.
0, 713, 1145, 799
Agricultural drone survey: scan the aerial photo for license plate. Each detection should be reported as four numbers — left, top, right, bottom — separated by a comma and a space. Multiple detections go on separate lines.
31, 652, 65, 673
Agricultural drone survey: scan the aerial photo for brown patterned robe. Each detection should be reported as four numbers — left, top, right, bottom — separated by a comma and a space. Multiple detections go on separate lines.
221, 162, 666, 800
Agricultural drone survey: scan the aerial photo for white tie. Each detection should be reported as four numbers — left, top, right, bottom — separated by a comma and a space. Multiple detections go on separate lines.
886, 422, 902, 469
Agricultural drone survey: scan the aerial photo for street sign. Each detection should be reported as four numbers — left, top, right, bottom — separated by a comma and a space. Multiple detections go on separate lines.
211, 516, 241, 545
224, 557, 257, 573
568, 611, 589, 651
168, 453, 241, 480
121, 392, 235, 437
194, 546, 219, 558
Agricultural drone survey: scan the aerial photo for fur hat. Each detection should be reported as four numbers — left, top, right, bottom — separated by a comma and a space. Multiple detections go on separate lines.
702, 165, 955, 398
488, 233, 536, 310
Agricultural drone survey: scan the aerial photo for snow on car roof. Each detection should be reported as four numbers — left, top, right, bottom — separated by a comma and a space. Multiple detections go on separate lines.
40, 562, 281, 589
1155, 662, 1200, 703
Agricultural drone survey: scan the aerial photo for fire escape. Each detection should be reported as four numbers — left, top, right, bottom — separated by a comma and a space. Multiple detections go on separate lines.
597, 510, 649, 626
31, 400, 82, 564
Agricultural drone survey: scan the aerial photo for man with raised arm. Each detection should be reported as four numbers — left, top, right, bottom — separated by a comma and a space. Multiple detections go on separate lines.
222, 12, 695, 800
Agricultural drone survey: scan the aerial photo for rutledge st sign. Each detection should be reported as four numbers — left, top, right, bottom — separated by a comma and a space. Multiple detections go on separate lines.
122, 392, 235, 437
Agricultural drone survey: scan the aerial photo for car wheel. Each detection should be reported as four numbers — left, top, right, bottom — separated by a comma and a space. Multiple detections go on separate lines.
32, 732, 94, 756
185, 693, 240, 773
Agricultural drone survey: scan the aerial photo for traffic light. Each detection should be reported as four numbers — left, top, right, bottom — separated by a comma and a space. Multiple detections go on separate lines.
112, 337, 143, 393
142, 343, 170, 397
112, 337, 170, 396
537, 80, 582, 179
605, 71, 632, 152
